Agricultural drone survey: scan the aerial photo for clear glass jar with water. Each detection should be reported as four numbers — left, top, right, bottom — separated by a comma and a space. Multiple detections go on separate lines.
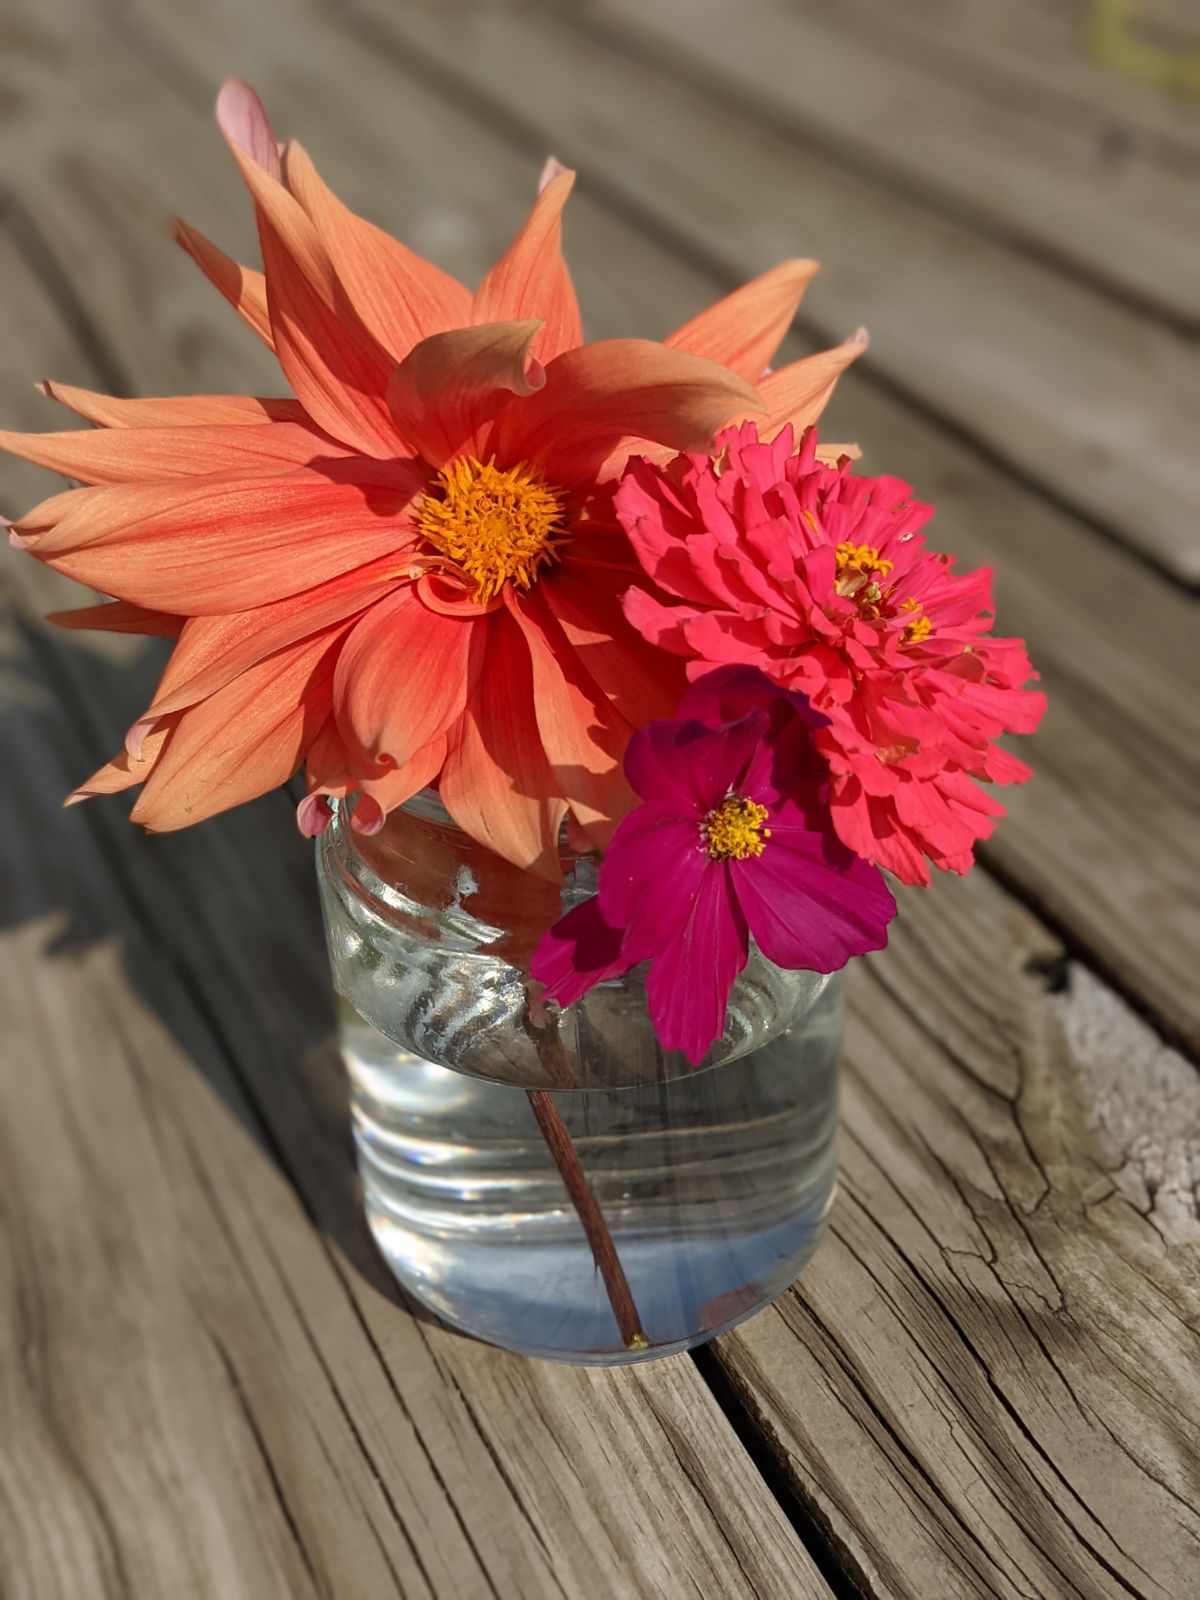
317, 792, 841, 1365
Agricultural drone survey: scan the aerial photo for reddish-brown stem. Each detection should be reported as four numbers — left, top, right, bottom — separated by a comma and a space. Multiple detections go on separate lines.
524, 1088, 648, 1352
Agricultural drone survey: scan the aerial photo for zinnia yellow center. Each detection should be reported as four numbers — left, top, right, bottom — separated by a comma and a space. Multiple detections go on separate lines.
417, 456, 567, 603
702, 796, 771, 861
835, 541, 928, 643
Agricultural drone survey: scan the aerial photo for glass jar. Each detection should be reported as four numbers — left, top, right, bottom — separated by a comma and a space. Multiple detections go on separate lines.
317, 792, 842, 1366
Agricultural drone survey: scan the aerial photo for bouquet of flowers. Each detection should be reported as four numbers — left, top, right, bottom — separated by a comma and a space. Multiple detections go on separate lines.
4, 81, 1044, 1066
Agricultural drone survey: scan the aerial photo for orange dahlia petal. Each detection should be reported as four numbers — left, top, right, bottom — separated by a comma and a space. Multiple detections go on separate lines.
134, 552, 407, 734
283, 140, 471, 359
217, 97, 403, 459
757, 330, 869, 436
473, 168, 583, 365
543, 564, 683, 730
27, 466, 422, 614
0, 419, 352, 485
386, 320, 545, 467
36, 381, 308, 429
439, 607, 568, 882
494, 340, 763, 484
174, 220, 273, 349
66, 722, 174, 806
505, 586, 635, 844
47, 600, 184, 637
130, 622, 350, 831
334, 587, 484, 772
666, 259, 820, 382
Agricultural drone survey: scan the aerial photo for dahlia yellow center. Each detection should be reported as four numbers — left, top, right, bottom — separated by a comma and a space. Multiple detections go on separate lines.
702, 795, 771, 861
417, 456, 567, 602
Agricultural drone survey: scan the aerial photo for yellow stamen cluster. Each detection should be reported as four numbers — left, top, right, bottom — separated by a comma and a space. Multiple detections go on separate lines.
417, 456, 567, 603
834, 544, 933, 644
702, 795, 771, 861
834, 542, 894, 614
900, 596, 933, 643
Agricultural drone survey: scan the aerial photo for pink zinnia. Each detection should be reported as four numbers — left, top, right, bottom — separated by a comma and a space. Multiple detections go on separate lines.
531, 667, 896, 1063
615, 423, 1046, 885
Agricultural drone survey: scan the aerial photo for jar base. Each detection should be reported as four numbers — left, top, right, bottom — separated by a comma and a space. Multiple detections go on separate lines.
363, 1186, 835, 1366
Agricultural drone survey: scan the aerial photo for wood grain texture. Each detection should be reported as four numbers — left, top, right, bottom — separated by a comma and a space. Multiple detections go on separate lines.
591, 0, 1200, 329
0, 185, 833, 1600
2, 2, 1198, 1597
136, 0, 1200, 1046
477, 0, 1200, 584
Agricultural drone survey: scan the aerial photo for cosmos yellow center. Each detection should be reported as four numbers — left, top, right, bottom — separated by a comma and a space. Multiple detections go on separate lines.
417, 456, 567, 602
702, 796, 771, 861
835, 541, 928, 643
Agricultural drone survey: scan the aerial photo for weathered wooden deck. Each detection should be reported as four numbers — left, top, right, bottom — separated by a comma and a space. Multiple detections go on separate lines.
2, 2, 1198, 1595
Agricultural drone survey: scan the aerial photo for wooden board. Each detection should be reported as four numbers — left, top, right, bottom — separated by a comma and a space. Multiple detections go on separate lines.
0, 203, 834, 1600
346, 0, 1200, 586
591, 0, 1200, 328
2, 3, 1198, 1595
78, 0, 1200, 1045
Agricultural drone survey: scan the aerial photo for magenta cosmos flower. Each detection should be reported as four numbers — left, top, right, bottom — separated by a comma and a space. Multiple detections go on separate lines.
531, 666, 896, 1063
615, 423, 1046, 886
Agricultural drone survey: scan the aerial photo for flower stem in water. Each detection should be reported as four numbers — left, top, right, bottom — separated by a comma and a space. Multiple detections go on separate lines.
524, 1088, 649, 1352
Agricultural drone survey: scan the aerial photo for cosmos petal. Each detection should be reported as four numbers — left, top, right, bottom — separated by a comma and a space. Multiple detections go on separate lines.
731, 842, 895, 973
531, 895, 630, 1011
645, 868, 748, 1064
